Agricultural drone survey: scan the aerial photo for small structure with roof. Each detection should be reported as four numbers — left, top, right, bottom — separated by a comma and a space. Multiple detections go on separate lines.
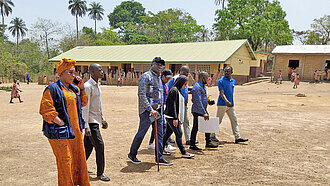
272, 45, 330, 81
49, 39, 263, 84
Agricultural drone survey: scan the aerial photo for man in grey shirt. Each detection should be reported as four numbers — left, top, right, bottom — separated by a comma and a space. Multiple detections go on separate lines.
128, 57, 173, 166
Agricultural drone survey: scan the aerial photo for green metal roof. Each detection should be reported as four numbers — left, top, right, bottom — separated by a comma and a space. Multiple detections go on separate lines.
49, 39, 256, 63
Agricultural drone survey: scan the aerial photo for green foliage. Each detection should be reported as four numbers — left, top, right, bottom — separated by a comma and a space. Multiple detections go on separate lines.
8, 17, 27, 46
108, 1, 146, 30
214, 0, 292, 51
88, 2, 104, 35
0, 0, 14, 25
0, 86, 12, 91
307, 15, 330, 45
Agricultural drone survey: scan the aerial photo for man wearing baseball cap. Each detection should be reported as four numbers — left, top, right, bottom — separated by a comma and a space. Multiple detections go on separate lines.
128, 57, 173, 165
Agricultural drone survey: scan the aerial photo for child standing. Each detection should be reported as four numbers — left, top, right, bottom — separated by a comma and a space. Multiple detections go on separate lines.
293, 73, 300, 89
314, 70, 318, 83
276, 70, 282, 84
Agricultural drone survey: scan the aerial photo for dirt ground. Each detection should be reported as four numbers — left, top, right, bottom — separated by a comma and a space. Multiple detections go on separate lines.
0, 81, 329, 185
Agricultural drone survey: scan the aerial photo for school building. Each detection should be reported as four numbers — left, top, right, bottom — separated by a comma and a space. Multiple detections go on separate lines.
272, 45, 330, 81
49, 39, 269, 84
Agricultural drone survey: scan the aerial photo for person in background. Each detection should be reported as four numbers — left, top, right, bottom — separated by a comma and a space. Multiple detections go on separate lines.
163, 75, 195, 158
26, 74, 30, 84
288, 67, 293, 81
83, 63, 110, 182
207, 75, 212, 87
293, 73, 300, 89
276, 70, 282, 84
128, 57, 172, 166
148, 69, 177, 152
314, 70, 318, 83
190, 71, 218, 151
212, 66, 248, 144
10, 79, 23, 104
168, 66, 192, 145
39, 58, 90, 186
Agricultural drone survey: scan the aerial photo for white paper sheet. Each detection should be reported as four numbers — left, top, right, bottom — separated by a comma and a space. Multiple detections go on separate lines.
198, 117, 219, 133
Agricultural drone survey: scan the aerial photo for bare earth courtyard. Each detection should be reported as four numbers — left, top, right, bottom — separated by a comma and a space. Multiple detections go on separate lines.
0, 81, 329, 185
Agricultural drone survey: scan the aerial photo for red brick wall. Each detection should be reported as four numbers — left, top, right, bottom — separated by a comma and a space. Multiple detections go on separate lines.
232, 75, 249, 84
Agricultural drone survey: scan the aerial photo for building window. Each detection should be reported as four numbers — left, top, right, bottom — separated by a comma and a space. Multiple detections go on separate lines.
188, 64, 195, 73
288, 60, 299, 69
143, 64, 150, 72
134, 64, 142, 72
325, 60, 330, 69
197, 64, 211, 74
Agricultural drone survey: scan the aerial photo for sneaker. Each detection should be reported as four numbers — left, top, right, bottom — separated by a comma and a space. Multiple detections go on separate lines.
211, 136, 219, 142
181, 153, 195, 158
185, 140, 191, 145
88, 170, 93, 174
97, 173, 110, 182
235, 138, 248, 144
127, 154, 141, 164
162, 151, 171, 156
189, 146, 202, 151
156, 158, 173, 166
147, 143, 155, 149
165, 144, 176, 151
169, 138, 175, 143
205, 143, 218, 148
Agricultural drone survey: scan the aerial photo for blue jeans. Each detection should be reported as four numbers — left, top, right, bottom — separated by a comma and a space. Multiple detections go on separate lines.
129, 111, 164, 161
149, 116, 168, 146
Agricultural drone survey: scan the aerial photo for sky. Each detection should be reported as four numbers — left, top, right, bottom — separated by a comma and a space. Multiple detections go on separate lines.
4, 0, 330, 43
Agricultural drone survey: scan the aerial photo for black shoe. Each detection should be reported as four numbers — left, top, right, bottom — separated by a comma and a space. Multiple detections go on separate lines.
169, 138, 175, 143
9, 101, 13, 104
211, 136, 219, 142
195, 141, 199, 144
186, 140, 191, 145
235, 138, 248, 143
205, 143, 218, 148
88, 170, 93, 174
97, 173, 110, 182
156, 158, 173, 166
127, 154, 141, 164
189, 146, 202, 151
20, 100, 23, 103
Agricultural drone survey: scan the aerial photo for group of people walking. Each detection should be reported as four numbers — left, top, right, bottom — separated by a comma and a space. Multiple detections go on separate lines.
127, 57, 248, 166
39, 57, 248, 185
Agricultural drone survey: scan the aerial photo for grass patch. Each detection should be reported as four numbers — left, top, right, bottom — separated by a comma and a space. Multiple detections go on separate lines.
0, 86, 12, 91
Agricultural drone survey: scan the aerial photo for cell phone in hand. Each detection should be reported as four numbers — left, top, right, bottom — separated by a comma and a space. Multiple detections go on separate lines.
73, 77, 80, 85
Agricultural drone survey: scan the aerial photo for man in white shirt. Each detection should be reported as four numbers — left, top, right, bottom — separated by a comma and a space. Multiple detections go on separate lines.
82, 63, 110, 182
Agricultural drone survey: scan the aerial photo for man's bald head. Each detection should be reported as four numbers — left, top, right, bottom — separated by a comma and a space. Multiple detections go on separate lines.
89, 63, 104, 80
180, 65, 190, 76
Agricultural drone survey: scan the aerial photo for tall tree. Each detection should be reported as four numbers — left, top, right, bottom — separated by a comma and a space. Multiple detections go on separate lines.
88, 2, 104, 36
214, 0, 227, 9
31, 18, 61, 59
308, 15, 330, 45
108, 1, 146, 30
0, 0, 14, 27
68, 0, 87, 43
8, 17, 27, 50
214, 0, 292, 51
144, 9, 205, 43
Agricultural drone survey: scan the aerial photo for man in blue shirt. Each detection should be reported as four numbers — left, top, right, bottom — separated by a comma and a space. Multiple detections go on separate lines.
214, 66, 248, 144
168, 66, 191, 145
190, 71, 218, 151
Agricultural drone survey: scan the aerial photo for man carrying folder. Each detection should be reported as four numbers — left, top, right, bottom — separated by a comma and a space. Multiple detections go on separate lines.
190, 71, 218, 151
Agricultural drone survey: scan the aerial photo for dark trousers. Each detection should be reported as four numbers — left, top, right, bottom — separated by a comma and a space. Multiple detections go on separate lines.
191, 112, 211, 146
129, 111, 164, 161
84, 123, 105, 176
163, 119, 186, 155
149, 117, 168, 146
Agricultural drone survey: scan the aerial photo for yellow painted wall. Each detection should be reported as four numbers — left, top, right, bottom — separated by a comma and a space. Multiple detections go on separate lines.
226, 45, 251, 76
250, 53, 268, 67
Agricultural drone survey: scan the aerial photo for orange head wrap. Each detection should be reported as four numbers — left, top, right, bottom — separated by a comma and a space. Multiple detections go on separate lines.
57, 58, 76, 76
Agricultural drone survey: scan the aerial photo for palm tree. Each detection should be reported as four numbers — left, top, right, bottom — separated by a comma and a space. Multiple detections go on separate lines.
68, 0, 87, 43
88, 2, 104, 36
8, 17, 27, 50
214, 0, 226, 9
0, 0, 14, 36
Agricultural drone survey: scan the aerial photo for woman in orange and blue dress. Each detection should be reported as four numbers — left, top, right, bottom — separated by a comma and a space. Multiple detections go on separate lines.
39, 58, 90, 186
